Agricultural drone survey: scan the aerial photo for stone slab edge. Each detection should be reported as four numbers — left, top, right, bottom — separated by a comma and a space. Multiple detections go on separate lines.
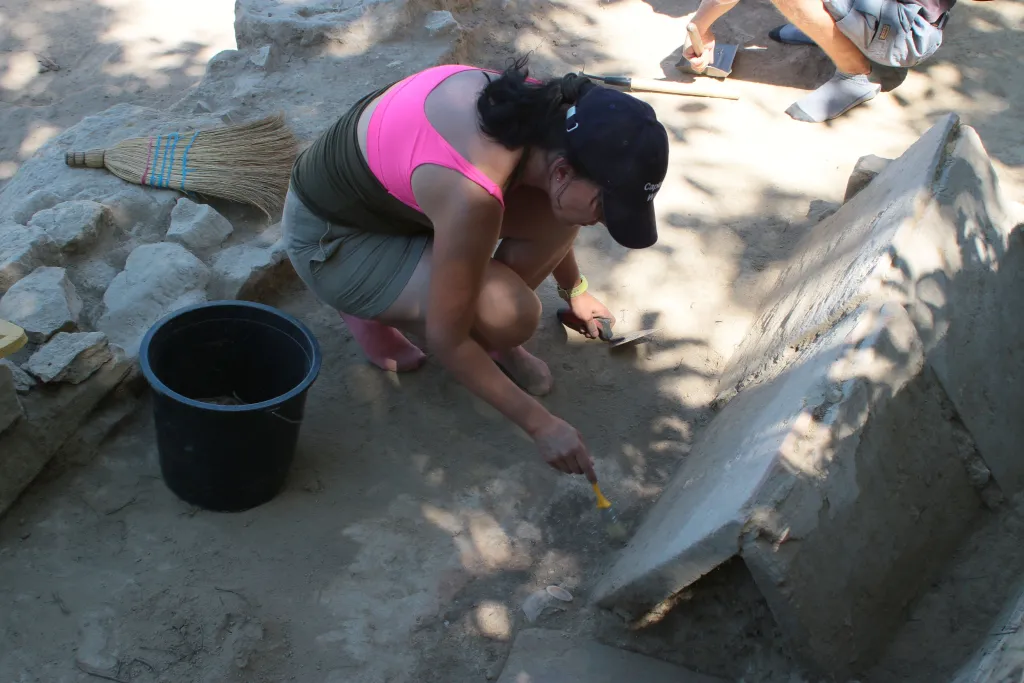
496, 628, 726, 683
714, 112, 961, 403
909, 125, 1024, 493
741, 302, 983, 676
0, 357, 132, 516
713, 111, 1024, 496
949, 576, 1024, 683
589, 300, 873, 614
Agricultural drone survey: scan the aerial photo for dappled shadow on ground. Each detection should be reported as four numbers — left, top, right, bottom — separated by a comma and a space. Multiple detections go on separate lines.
634, 0, 1022, 180
0, 0, 234, 190
886, 0, 1023, 175
0, 0, 1021, 681
860, 208, 1024, 681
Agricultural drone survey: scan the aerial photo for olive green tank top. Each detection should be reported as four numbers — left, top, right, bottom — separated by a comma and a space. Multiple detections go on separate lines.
290, 82, 528, 237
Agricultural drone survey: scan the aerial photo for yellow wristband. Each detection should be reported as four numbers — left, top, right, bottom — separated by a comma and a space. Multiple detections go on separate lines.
558, 275, 588, 301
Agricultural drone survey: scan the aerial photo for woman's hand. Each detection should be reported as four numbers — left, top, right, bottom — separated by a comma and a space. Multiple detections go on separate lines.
568, 291, 615, 339
683, 27, 716, 73
531, 415, 597, 481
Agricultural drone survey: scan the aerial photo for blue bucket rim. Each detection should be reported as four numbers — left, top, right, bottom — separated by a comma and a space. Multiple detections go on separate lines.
139, 299, 323, 413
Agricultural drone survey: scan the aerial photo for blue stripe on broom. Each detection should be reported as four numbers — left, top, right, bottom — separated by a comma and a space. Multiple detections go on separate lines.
179, 130, 200, 193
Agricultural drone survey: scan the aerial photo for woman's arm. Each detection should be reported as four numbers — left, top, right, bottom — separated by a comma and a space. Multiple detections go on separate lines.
552, 247, 583, 293
417, 169, 554, 437
413, 166, 596, 480
551, 246, 616, 338
691, 0, 741, 34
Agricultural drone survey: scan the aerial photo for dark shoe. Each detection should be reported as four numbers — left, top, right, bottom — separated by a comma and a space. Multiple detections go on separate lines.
768, 23, 817, 46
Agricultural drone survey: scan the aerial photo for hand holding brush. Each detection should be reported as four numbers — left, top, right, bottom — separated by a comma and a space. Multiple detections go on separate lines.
532, 417, 627, 540
591, 480, 628, 541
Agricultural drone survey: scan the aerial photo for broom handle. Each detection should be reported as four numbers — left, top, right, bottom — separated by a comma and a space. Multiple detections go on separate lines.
65, 150, 107, 168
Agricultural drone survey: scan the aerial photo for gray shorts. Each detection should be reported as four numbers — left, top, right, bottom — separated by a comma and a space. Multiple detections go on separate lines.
823, 0, 945, 67
281, 188, 430, 320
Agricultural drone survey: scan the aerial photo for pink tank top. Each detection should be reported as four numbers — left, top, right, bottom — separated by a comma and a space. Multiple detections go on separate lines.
365, 65, 506, 213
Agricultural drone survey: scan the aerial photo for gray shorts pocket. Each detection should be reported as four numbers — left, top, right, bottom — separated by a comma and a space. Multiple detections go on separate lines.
836, 0, 944, 68
282, 189, 340, 278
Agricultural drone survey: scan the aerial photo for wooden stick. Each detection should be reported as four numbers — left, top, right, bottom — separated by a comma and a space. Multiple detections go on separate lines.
583, 73, 739, 100
627, 77, 739, 100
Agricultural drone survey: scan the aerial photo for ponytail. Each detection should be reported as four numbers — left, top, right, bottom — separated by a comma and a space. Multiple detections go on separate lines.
476, 55, 595, 151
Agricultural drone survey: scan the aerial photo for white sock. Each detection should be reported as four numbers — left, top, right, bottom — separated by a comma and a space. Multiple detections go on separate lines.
786, 71, 881, 123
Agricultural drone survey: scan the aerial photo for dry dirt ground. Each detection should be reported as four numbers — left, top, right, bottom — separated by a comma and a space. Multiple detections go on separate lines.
0, 0, 1022, 681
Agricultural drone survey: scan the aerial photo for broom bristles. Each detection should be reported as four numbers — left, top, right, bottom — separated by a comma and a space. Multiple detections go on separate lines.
65, 114, 299, 216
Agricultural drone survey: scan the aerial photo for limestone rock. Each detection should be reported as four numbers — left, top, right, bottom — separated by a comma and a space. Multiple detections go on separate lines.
166, 198, 233, 252
424, 10, 459, 37
844, 154, 892, 203
0, 224, 61, 295
98, 242, 210, 358
0, 359, 36, 393
0, 266, 83, 343
168, 13, 456, 145
25, 331, 112, 384
72, 259, 119, 296
234, 0, 412, 50
595, 114, 1024, 677
209, 238, 289, 300
27, 200, 110, 253
10, 189, 61, 225
250, 44, 277, 70
806, 199, 840, 224
0, 103, 220, 226
0, 356, 131, 517
98, 185, 178, 243
0, 363, 24, 434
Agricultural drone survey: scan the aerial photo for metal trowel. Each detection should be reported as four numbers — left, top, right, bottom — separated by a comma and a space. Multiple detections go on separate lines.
557, 309, 659, 349
675, 23, 738, 79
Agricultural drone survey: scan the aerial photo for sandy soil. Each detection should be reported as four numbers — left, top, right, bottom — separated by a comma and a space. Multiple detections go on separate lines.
0, 0, 236, 190
0, 0, 1022, 681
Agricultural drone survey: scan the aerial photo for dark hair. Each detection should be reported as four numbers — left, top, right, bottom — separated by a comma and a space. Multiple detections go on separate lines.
476, 55, 595, 153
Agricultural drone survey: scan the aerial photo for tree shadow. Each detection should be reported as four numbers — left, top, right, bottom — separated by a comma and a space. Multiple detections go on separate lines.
636, 0, 1022, 181
0, 0, 233, 191
0, 0, 1021, 682
604, 116, 1024, 681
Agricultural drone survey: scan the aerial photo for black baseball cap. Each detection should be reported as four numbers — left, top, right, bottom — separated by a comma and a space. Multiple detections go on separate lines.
564, 85, 670, 249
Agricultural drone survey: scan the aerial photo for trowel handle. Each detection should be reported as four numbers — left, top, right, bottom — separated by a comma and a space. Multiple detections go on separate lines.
687, 23, 705, 56
557, 308, 615, 342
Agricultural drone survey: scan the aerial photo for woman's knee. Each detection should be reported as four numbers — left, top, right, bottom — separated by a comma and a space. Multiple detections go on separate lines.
475, 261, 542, 349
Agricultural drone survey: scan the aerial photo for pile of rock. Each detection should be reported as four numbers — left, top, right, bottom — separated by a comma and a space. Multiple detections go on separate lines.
0, 105, 294, 516
0, 0, 472, 517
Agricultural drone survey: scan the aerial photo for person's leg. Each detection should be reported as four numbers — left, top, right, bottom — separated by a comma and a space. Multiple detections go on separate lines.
768, 23, 817, 45
339, 314, 427, 372
371, 186, 579, 394
487, 186, 580, 395
773, 0, 869, 74
769, 0, 881, 122
491, 187, 581, 291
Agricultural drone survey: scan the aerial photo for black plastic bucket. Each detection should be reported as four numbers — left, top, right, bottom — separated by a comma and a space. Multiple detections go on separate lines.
139, 300, 322, 512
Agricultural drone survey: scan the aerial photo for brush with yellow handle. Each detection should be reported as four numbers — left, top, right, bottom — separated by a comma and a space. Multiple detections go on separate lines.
591, 481, 628, 541
0, 319, 28, 360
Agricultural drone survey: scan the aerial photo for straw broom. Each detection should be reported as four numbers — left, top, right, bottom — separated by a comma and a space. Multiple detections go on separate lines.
64, 114, 299, 217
